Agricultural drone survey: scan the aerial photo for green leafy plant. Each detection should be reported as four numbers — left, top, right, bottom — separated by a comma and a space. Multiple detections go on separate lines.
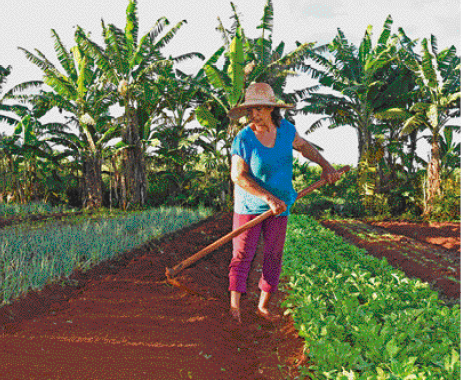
282, 215, 460, 379
0, 206, 211, 307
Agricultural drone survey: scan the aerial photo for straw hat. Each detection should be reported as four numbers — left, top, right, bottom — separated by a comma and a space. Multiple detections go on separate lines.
228, 83, 294, 119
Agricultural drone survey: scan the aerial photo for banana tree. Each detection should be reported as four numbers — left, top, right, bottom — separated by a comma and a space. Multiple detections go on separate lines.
8, 112, 72, 203
75, 0, 202, 209
213, 0, 316, 113
298, 16, 410, 210
379, 35, 460, 215
194, 1, 318, 203
0, 64, 41, 127
20, 29, 118, 208
193, 25, 245, 201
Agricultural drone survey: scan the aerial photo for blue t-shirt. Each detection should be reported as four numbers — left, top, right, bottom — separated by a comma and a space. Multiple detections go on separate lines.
231, 119, 298, 216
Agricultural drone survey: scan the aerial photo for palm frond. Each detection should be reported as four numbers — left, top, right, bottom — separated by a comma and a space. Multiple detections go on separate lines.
228, 28, 245, 107
401, 114, 428, 136
42, 122, 71, 134
257, 0, 274, 34
0, 114, 20, 126
359, 25, 373, 64
132, 21, 166, 68
305, 116, 336, 134
268, 42, 313, 71
18, 47, 51, 72
196, 47, 225, 80
44, 76, 77, 99
420, 38, 438, 88
51, 29, 77, 80
6, 94, 33, 106
215, 17, 230, 50
97, 123, 122, 146
377, 15, 393, 49
292, 86, 322, 101
0, 65, 12, 93
41, 92, 77, 114
135, 59, 172, 83
107, 24, 130, 75
172, 52, 205, 63
257, 0, 274, 65
438, 45, 459, 84
430, 34, 438, 56
375, 107, 412, 121
33, 48, 62, 74
229, 2, 243, 35
4, 81, 43, 98
75, 27, 119, 83
203, 64, 230, 93
153, 20, 187, 51
149, 17, 169, 44
125, 0, 139, 53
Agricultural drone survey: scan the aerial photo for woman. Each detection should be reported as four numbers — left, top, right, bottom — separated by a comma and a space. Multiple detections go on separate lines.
228, 83, 341, 324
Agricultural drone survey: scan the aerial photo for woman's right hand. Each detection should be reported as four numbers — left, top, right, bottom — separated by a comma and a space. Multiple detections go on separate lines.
265, 194, 287, 215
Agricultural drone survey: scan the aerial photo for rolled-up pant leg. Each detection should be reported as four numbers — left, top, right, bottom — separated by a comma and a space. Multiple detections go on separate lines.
229, 213, 288, 294
228, 213, 262, 293
259, 215, 288, 293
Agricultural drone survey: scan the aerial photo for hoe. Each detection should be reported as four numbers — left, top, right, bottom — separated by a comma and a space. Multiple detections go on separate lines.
165, 166, 350, 282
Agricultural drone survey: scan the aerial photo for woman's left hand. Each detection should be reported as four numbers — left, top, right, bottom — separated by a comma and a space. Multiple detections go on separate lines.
321, 168, 342, 184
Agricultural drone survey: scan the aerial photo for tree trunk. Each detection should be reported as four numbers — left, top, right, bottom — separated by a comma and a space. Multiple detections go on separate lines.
424, 134, 441, 215
121, 106, 146, 210
83, 150, 103, 209
357, 106, 377, 213
408, 129, 418, 175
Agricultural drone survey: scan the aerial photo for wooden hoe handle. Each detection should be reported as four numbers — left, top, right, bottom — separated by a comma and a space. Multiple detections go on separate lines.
165, 165, 350, 278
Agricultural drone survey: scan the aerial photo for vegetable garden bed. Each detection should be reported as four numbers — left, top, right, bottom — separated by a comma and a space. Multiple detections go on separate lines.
320, 219, 460, 300
0, 212, 459, 379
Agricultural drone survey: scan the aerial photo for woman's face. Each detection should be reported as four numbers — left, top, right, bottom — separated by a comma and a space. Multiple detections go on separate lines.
249, 106, 274, 129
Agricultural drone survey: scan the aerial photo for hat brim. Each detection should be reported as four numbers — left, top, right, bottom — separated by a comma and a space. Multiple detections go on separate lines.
228, 101, 295, 119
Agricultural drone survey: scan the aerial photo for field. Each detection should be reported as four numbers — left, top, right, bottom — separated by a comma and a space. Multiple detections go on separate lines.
320, 220, 460, 300
0, 211, 459, 379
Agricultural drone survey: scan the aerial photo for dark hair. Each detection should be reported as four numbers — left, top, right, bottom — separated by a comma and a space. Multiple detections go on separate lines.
271, 107, 282, 128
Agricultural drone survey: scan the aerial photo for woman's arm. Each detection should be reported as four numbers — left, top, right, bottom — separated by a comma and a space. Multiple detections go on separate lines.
231, 154, 287, 215
292, 132, 341, 184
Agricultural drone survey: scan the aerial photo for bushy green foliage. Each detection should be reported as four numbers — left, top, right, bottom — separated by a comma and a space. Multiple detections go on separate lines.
282, 215, 460, 379
430, 170, 460, 221
291, 161, 460, 221
0, 206, 211, 306
291, 162, 365, 218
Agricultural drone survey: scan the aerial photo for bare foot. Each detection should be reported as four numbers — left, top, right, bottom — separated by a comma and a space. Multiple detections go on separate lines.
256, 308, 281, 323
230, 307, 242, 324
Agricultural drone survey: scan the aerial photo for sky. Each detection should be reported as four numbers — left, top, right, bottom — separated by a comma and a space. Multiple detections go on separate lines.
1, 0, 460, 165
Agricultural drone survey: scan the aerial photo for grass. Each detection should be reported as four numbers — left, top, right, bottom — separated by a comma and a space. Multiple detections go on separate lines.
0, 205, 212, 307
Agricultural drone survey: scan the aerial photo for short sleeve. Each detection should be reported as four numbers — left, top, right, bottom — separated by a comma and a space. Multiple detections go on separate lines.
282, 119, 297, 144
231, 129, 250, 164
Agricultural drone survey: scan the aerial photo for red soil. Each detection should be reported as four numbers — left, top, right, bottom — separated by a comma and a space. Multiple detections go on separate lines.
369, 221, 460, 253
0, 213, 306, 380
1, 213, 458, 379
320, 220, 460, 300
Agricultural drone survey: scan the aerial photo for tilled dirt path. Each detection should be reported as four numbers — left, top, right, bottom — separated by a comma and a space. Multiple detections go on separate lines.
0, 213, 305, 380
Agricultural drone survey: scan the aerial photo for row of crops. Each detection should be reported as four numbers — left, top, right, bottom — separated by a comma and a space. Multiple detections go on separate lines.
0, 201, 76, 218
282, 215, 460, 380
0, 206, 212, 306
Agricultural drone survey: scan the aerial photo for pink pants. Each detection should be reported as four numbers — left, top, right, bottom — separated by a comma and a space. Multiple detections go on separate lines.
229, 213, 288, 294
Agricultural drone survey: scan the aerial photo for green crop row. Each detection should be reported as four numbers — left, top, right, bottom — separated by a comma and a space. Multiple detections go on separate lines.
0, 206, 211, 307
282, 215, 460, 380
0, 201, 76, 218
